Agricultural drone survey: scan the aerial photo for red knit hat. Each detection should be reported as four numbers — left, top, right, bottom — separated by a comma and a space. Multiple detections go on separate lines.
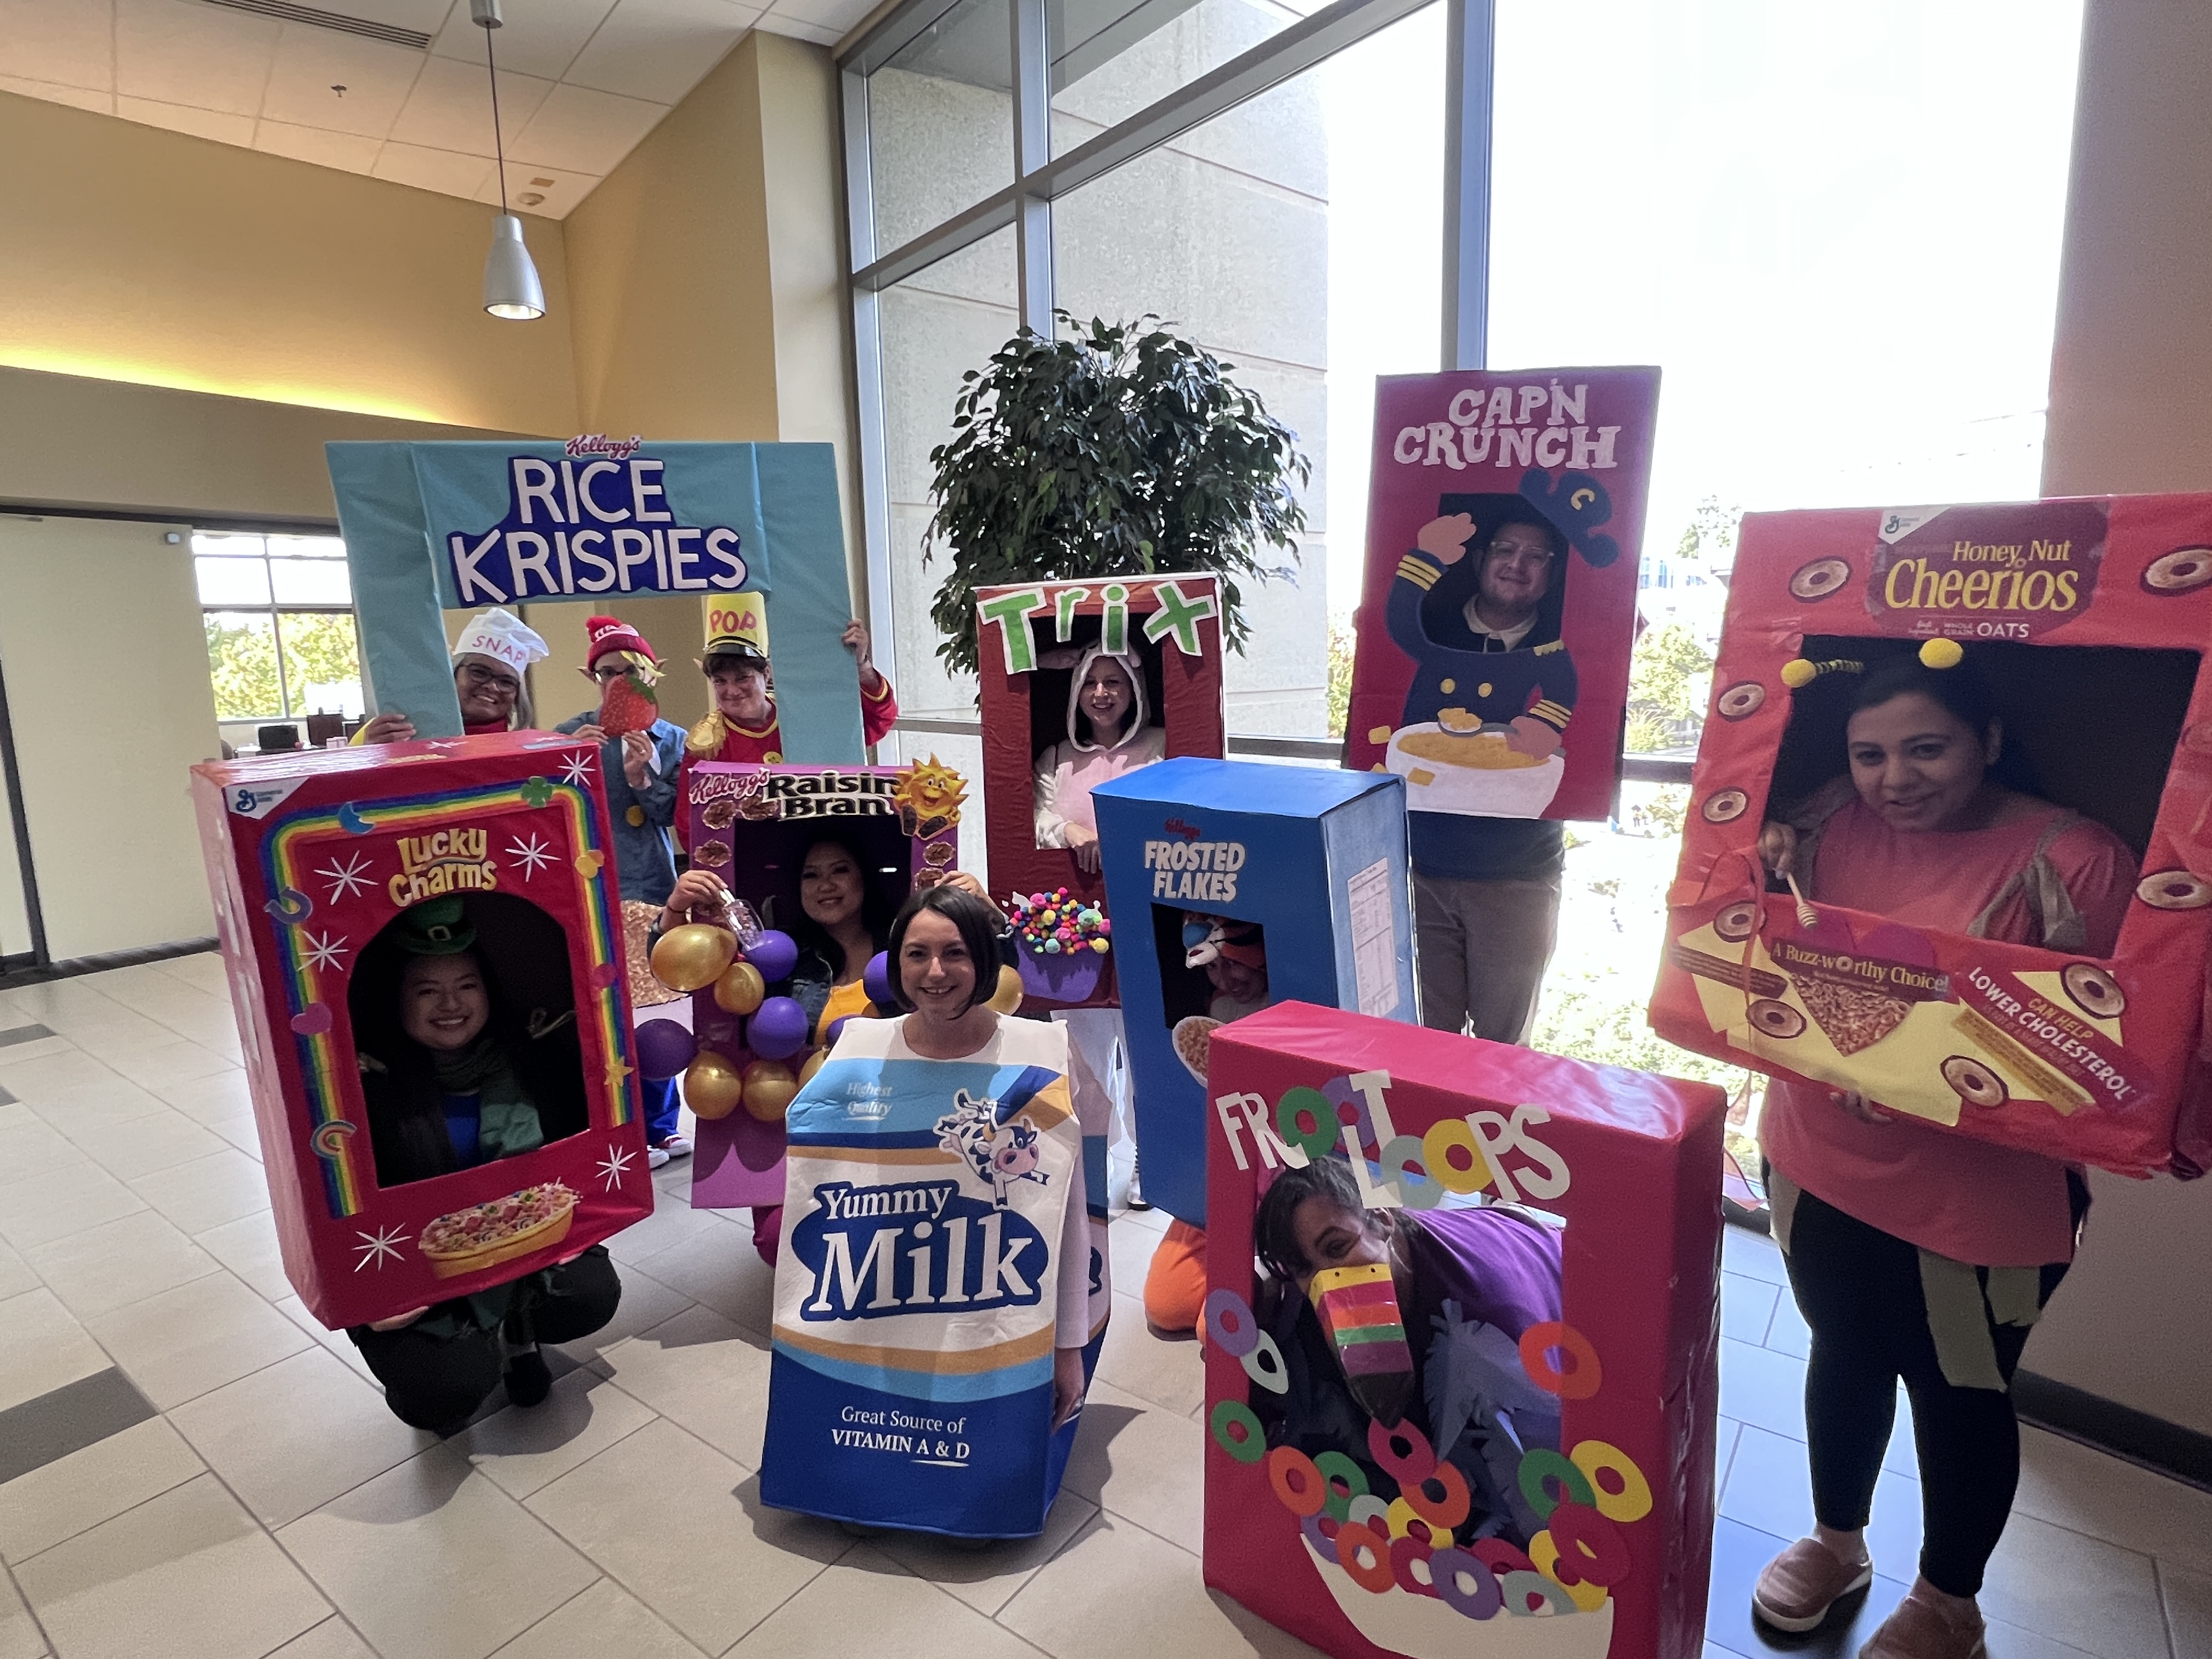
583, 615, 657, 667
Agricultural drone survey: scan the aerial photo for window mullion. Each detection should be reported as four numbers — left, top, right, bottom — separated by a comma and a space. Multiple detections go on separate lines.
1442, 0, 1494, 371
1009, 0, 1054, 334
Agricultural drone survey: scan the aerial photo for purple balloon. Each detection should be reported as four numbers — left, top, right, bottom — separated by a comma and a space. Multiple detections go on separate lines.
864, 950, 894, 1008
824, 1014, 854, 1048
747, 995, 810, 1060
747, 928, 799, 984
635, 1018, 697, 1080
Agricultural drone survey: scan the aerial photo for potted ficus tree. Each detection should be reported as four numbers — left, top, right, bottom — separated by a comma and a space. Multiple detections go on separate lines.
923, 313, 1312, 676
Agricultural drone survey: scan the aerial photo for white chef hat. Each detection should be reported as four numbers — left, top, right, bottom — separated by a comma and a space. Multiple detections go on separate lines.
451, 607, 549, 675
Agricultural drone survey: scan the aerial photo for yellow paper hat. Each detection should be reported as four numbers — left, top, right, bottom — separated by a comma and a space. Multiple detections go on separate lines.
702, 592, 769, 663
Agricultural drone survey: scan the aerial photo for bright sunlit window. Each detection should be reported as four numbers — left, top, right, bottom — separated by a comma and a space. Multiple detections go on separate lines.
195, 533, 363, 725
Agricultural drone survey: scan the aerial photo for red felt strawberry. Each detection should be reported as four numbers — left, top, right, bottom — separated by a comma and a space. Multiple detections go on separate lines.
599, 659, 662, 736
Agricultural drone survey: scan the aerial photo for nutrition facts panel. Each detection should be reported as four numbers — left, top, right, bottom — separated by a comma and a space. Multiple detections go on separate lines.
1346, 856, 1400, 1018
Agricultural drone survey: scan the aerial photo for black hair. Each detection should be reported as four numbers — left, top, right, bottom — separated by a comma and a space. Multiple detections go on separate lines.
787, 832, 899, 975
346, 904, 586, 1188
1254, 1156, 1386, 1283
1421, 494, 1570, 652
886, 885, 1007, 1014
1849, 655, 2000, 736
703, 651, 769, 679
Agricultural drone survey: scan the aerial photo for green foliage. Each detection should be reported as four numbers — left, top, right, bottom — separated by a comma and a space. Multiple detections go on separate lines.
1674, 495, 1741, 566
1533, 974, 1745, 1087
923, 314, 1310, 678
204, 611, 360, 721
280, 613, 362, 710
1622, 711, 1670, 753
1326, 616, 1356, 739
1629, 620, 1714, 726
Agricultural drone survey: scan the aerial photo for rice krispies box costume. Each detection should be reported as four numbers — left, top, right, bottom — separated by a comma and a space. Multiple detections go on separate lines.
1201, 1003, 1726, 1659
1343, 369, 1660, 823
973, 574, 1227, 1009
1091, 758, 1417, 1227
191, 732, 654, 1329
1651, 495, 2212, 1176
676, 759, 966, 1210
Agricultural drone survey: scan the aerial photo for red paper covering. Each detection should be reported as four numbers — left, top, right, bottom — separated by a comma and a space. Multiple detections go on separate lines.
1203, 1004, 1724, 1659
1650, 496, 2212, 1176
972, 575, 1226, 1009
1343, 369, 1659, 821
191, 733, 653, 1328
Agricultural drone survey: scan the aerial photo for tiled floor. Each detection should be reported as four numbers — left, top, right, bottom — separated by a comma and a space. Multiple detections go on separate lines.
1, 955, 2208, 1659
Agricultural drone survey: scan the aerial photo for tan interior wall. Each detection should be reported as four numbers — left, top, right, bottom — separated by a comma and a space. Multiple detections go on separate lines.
2034, 0, 2212, 1436
0, 517, 218, 957
0, 91, 576, 438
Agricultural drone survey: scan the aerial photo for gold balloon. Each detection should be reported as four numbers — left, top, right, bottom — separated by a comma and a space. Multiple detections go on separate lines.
682, 1051, 744, 1120
652, 924, 736, 993
713, 958, 766, 1015
986, 963, 1024, 1015
798, 1048, 828, 1085
742, 1059, 799, 1122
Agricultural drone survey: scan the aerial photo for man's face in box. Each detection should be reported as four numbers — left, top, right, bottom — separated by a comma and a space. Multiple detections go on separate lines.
1476, 520, 1557, 622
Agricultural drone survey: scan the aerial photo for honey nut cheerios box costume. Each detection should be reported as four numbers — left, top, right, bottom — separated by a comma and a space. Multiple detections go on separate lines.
191, 732, 654, 1329
1200, 1003, 1726, 1659
1649, 495, 2212, 1176
973, 575, 1228, 1011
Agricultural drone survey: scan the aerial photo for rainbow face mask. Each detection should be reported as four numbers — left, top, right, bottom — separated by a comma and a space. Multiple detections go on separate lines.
1310, 1260, 1414, 1424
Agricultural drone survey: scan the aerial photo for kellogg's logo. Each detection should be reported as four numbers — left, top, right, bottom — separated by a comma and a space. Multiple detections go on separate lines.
1868, 502, 2106, 640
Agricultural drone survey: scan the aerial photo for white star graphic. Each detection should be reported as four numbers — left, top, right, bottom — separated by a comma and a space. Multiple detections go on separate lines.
315, 851, 375, 902
301, 931, 349, 974
597, 1143, 635, 1192
352, 1224, 410, 1272
561, 753, 594, 787
506, 833, 555, 879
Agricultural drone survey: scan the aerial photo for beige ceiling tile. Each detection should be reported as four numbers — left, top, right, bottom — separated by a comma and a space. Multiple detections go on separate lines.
331, 0, 457, 30
253, 120, 383, 174
373, 140, 494, 198
755, 15, 840, 44
759, 0, 875, 34
474, 159, 601, 218
386, 52, 548, 153
0, 75, 113, 114
117, 94, 257, 144
259, 22, 424, 138
507, 80, 663, 174
430, 0, 616, 82
565, 0, 759, 104
116, 0, 278, 115
0, 0, 112, 92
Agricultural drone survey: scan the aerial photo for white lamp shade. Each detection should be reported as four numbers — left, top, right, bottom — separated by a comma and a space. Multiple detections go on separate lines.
483, 213, 545, 320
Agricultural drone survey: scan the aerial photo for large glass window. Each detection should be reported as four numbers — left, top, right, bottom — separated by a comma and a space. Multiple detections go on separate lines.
195, 533, 363, 725
866, 0, 1017, 257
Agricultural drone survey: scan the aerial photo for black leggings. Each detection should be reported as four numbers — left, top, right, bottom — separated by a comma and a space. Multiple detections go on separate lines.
349, 1248, 622, 1430
1779, 1183, 2069, 1598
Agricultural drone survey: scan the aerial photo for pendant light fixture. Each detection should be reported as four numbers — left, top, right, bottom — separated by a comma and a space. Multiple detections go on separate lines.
472, 0, 545, 321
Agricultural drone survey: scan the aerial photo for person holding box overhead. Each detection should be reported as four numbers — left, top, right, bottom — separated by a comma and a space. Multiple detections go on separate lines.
356, 606, 550, 744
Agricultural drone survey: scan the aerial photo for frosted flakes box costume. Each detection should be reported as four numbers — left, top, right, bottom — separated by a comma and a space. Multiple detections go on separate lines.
760, 1015, 1110, 1537
1649, 494, 2212, 1175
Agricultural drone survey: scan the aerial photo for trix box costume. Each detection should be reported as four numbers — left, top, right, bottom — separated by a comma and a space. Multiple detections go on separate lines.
1201, 1004, 1726, 1659
191, 732, 654, 1329
973, 575, 1227, 1008
1344, 369, 1659, 823
1092, 758, 1417, 1226
1650, 496, 2212, 1175
678, 759, 968, 1211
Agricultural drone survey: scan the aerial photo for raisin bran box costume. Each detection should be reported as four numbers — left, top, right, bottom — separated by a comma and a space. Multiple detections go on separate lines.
759, 1013, 1103, 1537
1201, 1003, 1725, 1659
974, 575, 1227, 1010
191, 732, 654, 1329
1650, 495, 2212, 1175
1343, 370, 1660, 826
680, 759, 967, 1210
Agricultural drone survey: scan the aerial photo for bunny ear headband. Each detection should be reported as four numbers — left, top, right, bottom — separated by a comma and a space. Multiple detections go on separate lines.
1781, 636, 1963, 689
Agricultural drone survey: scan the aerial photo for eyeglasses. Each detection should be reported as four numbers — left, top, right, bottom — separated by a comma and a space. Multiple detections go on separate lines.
588, 663, 631, 684
1485, 540, 1555, 567
458, 663, 520, 696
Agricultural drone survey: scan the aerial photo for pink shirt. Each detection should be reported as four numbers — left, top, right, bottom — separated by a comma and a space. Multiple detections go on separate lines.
1760, 797, 2136, 1267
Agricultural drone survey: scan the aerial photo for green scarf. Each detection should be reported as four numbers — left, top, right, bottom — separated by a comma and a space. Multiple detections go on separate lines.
431, 1037, 545, 1165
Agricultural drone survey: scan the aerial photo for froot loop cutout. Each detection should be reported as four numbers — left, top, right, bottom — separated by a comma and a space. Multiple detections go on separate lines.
1207, 1291, 1648, 1624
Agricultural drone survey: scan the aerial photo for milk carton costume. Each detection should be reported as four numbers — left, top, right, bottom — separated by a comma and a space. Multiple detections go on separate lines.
760, 1015, 1108, 1537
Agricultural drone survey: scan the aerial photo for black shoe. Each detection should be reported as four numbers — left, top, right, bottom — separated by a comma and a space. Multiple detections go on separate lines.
504, 1347, 553, 1408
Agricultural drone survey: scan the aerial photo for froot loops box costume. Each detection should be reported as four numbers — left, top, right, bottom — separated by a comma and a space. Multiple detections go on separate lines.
190, 732, 654, 1329
1343, 369, 1659, 823
1201, 1003, 1726, 1659
1650, 495, 2212, 1175
658, 759, 967, 1213
758, 1012, 1108, 1537
973, 574, 1227, 1008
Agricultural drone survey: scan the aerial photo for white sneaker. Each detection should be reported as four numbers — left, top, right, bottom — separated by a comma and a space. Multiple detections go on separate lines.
647, 1145, 672, 1170
656, 1133, 694, 1160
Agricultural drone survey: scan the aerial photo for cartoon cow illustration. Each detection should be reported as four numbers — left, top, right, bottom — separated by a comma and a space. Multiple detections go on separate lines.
935, 1086, 1052, 1209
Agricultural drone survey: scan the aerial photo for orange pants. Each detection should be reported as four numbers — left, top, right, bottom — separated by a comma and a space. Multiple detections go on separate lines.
1142, 1220, 1208, 1335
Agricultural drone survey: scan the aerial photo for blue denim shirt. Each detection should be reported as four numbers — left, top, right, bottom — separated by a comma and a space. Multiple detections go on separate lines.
554, 712, 686, 905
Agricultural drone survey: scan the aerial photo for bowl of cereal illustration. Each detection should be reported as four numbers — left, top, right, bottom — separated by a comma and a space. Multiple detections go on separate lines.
1384, 716, 1565, 818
